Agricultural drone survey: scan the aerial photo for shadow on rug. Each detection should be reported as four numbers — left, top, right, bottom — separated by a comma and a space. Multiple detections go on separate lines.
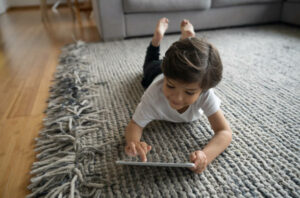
27, 25, 300, 197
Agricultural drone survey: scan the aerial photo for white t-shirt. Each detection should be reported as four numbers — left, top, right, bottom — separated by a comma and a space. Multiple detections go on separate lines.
132, 74, 221, 128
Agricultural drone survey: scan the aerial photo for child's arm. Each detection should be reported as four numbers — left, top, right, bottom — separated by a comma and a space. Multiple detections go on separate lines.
125, 119, 144, 143
190, 109, 232, 173
125, 119, 152, 162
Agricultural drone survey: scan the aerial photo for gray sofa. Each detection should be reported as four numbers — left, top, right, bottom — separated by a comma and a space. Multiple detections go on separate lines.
92, 0, 300, 41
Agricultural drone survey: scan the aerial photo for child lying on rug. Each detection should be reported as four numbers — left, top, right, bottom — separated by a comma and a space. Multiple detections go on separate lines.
124, 18, 232, 174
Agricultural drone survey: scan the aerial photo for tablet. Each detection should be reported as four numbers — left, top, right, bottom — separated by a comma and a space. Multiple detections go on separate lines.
116, 160, 195, 168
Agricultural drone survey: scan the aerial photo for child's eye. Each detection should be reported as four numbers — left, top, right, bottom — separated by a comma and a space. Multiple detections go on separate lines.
185, 92, 195, 96
167, 84, 175, 89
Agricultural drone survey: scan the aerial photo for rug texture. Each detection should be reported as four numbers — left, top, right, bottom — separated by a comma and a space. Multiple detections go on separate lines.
27, 25, 300, 197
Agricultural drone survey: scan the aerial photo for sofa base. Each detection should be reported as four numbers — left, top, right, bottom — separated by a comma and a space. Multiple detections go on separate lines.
281, 2, 300, 25
125, 3, 282, 37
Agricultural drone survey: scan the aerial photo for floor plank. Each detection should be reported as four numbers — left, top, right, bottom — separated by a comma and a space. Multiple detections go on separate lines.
0, 7, 100, 197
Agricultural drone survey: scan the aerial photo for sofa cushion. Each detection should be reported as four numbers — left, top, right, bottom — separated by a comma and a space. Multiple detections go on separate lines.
212, 0, 282, 8
123, 0, 211, 13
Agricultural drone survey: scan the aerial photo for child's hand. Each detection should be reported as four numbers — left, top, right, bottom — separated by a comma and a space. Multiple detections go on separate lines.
189, 150, 208, 174
125, 141, 152, 162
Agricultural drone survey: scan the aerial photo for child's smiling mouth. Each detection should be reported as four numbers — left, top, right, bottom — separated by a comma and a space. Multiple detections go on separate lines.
171, 100, 182, 106
169, 100, 186, 109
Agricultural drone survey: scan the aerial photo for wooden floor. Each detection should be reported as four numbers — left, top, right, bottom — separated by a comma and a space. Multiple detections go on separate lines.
0, 7, 100, 197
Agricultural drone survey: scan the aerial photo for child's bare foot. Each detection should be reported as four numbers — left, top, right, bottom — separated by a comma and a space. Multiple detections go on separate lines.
180, 19, 195, 40
152, 17, 169, 47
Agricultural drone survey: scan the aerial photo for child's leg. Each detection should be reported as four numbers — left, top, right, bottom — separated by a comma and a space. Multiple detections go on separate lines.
143, 17, 169, 69
142, 43, 161, 69
180, 19, 195, 40
141, 18, 169, 89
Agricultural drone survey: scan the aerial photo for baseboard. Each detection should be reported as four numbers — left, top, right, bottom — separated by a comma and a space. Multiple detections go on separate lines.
7, 3, 70, 11
7, 2, 89, 12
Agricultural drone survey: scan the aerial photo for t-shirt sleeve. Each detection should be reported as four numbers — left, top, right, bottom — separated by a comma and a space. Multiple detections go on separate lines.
132, 94, 159, 128
199, 89, 221, 117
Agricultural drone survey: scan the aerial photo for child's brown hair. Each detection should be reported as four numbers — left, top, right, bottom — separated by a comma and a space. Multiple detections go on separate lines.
161, 37, 223, 91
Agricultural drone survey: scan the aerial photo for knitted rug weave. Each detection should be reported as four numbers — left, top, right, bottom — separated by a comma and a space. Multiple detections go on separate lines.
28, 25, 300, 198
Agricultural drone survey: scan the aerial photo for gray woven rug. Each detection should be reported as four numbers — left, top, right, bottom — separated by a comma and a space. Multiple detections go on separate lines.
28, 24, 300, 197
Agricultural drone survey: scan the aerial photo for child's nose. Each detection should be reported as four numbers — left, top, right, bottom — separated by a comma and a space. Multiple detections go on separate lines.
174, 92, 184, 102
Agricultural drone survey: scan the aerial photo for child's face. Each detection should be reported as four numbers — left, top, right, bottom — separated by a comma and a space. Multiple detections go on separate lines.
162, 77, 202, 111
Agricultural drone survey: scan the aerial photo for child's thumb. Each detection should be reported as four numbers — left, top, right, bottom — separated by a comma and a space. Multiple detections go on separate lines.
147, 145, 152, 151
190, 152, 196, 162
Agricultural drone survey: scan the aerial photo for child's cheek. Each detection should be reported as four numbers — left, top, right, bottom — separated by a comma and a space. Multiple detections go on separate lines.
162, 85, 170, 98
189, 94, 200, 105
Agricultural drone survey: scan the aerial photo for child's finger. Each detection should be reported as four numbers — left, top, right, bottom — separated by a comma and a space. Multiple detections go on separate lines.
191, 157, 202, 172
189, 152, 198, 171
194, 156, 207, 173
197, 165, 206, 174
196, 159, 204, 170
130, 142, 137, 155
136, 145, 147, 162
140, 142, 148, 153
196, 152, 207, 170
147, 145, 152, 151
125, 145, 134, 156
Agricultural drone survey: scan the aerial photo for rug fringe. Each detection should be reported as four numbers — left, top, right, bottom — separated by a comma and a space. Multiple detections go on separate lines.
27, 41, 107, 197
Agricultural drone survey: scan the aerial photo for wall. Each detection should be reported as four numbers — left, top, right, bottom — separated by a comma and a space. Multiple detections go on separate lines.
0, 0, 8, 14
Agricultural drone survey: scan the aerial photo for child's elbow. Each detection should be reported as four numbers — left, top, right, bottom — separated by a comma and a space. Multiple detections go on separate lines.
218, 127, 232, 144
